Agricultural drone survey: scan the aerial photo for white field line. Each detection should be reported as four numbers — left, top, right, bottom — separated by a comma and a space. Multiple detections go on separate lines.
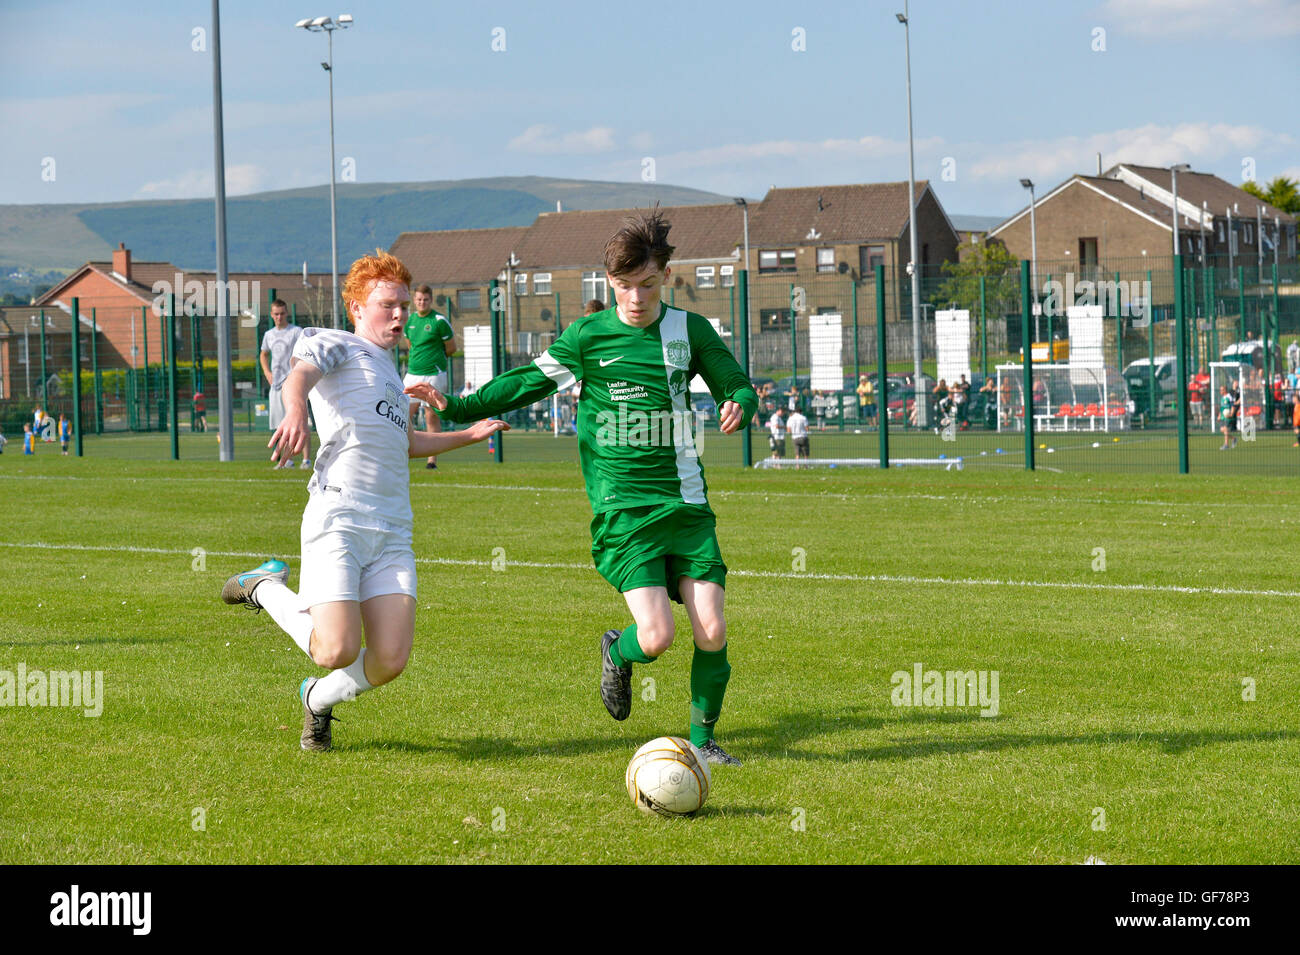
4, 539, 1300, 599
0, 473, 1280, 510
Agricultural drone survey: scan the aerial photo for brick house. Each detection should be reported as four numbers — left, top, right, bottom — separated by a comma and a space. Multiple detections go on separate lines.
990, 165, 1297, 277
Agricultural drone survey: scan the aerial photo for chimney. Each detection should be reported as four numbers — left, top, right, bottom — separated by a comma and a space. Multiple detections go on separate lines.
112, 242, 132, 281
1096, 153, 1102, 175
556, 200, 562, 213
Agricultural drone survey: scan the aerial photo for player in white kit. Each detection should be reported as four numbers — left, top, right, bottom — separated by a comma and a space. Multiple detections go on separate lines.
261, 299, 312, 469
221, 251, 508, 751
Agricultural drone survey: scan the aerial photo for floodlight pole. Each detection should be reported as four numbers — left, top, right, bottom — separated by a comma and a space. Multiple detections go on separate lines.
327, 28, 339, 329
212, 0, 234, 460
898, 4, 925, 425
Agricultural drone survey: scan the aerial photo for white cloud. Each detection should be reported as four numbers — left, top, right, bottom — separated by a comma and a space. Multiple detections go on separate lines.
135, 163, 267, 199
965, 122, 1292, 183
1097, 0, 1300, 38
507, 124, 616, 154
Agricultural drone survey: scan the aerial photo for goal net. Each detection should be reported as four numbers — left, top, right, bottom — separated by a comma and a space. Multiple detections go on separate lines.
995, 364, 1129, 432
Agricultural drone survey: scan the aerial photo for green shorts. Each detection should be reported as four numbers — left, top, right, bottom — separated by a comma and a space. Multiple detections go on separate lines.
590, 502, 727, 603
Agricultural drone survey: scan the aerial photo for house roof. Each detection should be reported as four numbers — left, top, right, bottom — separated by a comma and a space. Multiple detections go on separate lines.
512, 204, 745, 269
989, 175, 1182, 237
1108, 164, 1295, 224
390, 226, 530, 285
747, 181, 950, 244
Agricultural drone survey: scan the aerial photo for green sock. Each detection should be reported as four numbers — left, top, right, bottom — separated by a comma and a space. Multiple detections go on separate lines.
689, 643, 731, 747
610, 624, 655, 668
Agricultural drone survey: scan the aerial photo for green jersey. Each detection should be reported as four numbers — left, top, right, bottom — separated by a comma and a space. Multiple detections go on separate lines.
1220, 392, 1236, 419
404, 311, 454, 375
440, 304, 758, 515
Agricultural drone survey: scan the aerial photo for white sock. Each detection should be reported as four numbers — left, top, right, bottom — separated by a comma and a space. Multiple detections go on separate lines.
308, 649, 373, 712
253, 580, 314, 657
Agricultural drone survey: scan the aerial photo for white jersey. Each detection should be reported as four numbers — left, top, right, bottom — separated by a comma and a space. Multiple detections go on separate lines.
767, 415, 786, 439
262, 324, 304, 389
293, 329, 412, 527
787, 412, 809, 439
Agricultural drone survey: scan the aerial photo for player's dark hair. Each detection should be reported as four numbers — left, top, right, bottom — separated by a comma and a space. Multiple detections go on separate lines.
271, 298, 288, 310
604, 207, 675, 276
416, 284, 433, 297
584, 299, 605, 315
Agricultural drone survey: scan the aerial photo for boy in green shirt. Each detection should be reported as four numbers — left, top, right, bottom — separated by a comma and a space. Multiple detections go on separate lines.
408, 210, 758, 765
403, 284, 456, 469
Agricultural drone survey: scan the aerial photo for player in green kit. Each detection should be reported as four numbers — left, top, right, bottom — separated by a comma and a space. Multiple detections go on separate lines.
403, 284, 456, 469
407, 210, 758, 765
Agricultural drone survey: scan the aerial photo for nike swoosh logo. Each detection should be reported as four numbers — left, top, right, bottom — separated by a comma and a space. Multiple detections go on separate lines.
599, 356, 624, 367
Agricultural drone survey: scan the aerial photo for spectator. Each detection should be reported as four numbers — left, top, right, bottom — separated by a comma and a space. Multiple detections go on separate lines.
584, 299, 606, 316
23, 424, 34, 455
0, 431, 6, 454
59, 414, 70, 455
856, 375, 875, 427
1188, 369, 1206, 427
932, 378, 948, 423
1289, 337, 1300, 375
767, 406, 787, 459
953, 375, 970, 428
193, 390, 207, 432
787, 406, 810, 465
979, 377, 997, 428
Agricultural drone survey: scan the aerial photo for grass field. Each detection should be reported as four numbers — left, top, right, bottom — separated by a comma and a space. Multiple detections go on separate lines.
2, 434, 1299, 863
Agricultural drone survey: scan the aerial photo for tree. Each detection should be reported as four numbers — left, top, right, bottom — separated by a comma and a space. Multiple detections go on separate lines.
934, 241, 1021, 317
1241, 177, 1300, 215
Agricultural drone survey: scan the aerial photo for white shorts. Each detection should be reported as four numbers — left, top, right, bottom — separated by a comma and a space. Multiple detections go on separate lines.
298, 496, 417, 607
403, 371, 448, 408
269, 385, 313, 433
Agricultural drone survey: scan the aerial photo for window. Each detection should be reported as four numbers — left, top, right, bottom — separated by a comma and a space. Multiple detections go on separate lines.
533, 272, 551, 295
858, 245, 885, 275
1217, 221, 1225, 243
695, 266, 716, 289
582, 271, 608, 303
758, 250, 796, 272
457, 288, 481, 311
760, 308, 791, 331
720, 265, 735, 288
816, 248, 835, 273
514, 273, 527, 297
1244, 223, 1254, 245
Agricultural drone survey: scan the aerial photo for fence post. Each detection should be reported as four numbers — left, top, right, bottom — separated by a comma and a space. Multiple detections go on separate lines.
979, 274, 987, 379
730, 285, 737, 359
141, 305, 150, 430
1114, 271, 1124, 376
71, 298, 83, 457
489, 278, 503, 463
1147, 269, 1156, 424
1173, 255, 1189, 473
91, 307, 102, 434
168, 294, 179, 461
39, 308, 49, 411
851, 278, 860, 404
1020, 261, 1034, 471
739, 269, 752, 468
554, 291, 561, 337
874, 265, 889, 469
788, 282, 797, 385
1237, 266, 1246, 342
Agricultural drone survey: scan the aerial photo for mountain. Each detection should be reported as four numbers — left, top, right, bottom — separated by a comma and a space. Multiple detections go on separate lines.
0, 176, 731, 274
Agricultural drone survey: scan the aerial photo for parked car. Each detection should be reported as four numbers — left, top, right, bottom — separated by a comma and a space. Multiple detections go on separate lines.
1123, 356, 1177, 418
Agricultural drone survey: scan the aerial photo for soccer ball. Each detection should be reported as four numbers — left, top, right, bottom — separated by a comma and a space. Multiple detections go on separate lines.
625, 736, 711, 817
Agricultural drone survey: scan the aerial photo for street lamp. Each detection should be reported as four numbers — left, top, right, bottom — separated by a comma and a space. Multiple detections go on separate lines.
296, 13, 353, 329
734, 197, 751, 373
897, 3, 925, 424
1019, 178, 1038, 340
1169, 162, 1190, 258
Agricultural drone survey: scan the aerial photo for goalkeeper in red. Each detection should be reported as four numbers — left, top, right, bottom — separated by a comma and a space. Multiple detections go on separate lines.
410, 210, 758, 766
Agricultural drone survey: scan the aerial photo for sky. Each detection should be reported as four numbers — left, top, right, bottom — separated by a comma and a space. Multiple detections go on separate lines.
2, 0, 1298, 217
